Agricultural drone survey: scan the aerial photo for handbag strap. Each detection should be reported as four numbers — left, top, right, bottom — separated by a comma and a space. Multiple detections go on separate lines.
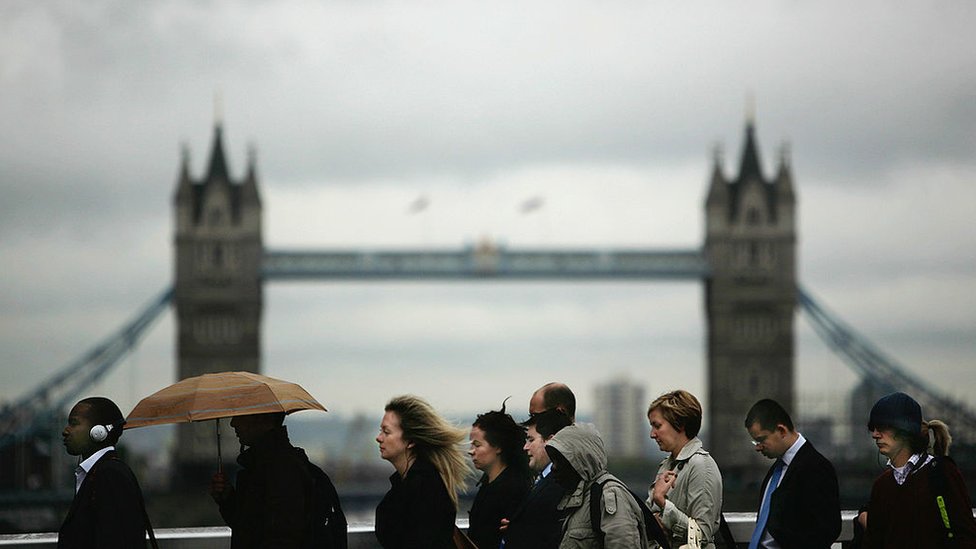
717, 513, 736, 547
103, 455, 158, 549
666, 459, 735, 547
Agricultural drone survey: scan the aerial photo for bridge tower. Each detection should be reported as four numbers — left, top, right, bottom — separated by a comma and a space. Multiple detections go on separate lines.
173, 121, 263, 479
704, 118, 796, 484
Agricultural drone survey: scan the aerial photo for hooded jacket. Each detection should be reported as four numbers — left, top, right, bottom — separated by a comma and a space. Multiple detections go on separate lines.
546, 424, 648, 549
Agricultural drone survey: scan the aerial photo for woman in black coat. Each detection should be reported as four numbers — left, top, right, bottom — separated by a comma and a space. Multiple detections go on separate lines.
375, 395, 471, 549
467, 402, 533, 549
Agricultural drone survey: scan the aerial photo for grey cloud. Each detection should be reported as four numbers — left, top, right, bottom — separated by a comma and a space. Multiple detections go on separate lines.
1, 1, 974, 415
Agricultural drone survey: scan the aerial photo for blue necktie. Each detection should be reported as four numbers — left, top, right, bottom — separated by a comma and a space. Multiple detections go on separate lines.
749, 459, 784, 549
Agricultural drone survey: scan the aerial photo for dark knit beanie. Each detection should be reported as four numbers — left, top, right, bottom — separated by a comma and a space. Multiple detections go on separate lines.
868, 392, 922, 435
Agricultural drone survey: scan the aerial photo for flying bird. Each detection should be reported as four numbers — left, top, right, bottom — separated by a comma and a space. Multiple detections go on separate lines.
408, 194, 429, 214
519, 196, 544, 214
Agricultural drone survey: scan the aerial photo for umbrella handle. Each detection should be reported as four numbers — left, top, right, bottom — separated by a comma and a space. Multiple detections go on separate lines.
216, 419, 222, 474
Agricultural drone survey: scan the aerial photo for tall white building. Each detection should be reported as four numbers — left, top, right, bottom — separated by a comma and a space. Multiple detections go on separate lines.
594, 377, 649, 459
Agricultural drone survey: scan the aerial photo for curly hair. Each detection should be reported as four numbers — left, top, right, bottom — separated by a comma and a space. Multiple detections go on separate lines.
472, 399, 531, 481
385, 395, 472, 508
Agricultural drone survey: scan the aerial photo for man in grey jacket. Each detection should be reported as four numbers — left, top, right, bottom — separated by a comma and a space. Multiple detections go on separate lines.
545, 424, 648, 549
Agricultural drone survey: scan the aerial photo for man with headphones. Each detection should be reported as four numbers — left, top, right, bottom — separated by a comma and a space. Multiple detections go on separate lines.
59, 396, 156, 548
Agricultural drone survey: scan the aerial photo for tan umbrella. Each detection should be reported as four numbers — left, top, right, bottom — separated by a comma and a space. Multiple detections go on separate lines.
125, 371, 326, 470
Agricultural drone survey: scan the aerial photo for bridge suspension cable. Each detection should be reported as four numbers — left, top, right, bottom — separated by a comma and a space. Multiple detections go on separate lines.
0, 287, 173, 450
798, 287, 976, 442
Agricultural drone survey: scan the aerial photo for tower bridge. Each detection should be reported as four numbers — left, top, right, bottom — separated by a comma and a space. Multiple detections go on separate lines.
3, 118, 976, 494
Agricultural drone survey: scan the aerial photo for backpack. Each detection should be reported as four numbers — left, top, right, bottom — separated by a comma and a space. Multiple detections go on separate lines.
299, 450, 348, 549
590, 477, 671, 549
928, 456, 961, 549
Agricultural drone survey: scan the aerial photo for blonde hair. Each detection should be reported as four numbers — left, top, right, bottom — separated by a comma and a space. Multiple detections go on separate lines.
385, 395, 472, 508
648, 389, 703, 438
922, 419, 952, 456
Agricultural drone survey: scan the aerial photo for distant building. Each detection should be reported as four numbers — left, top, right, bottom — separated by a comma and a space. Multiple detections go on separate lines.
594, 378, 648, 459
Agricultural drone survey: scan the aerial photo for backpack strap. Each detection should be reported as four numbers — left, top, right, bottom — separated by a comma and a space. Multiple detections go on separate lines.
137, 483, 160, 549
590, 477, 671, 549
928, 456, 959, 549
589, 480, 607, 545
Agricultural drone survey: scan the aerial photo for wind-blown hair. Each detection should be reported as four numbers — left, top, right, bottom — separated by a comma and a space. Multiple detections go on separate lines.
472, 399, 531, 482
522, 408, 572, 439
385, 395, 471, 508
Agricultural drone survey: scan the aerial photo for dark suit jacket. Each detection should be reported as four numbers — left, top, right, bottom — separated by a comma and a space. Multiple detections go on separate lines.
58, 451, 149, 549
759, 440, 841, 549
502, 472, 565, 549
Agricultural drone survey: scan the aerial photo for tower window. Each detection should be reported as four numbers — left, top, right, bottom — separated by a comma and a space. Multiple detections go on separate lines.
213, 244, 224, 267
746, 207, 760, 226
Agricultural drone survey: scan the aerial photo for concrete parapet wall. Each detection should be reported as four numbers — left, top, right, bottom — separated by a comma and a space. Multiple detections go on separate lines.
0, 513, 879, 548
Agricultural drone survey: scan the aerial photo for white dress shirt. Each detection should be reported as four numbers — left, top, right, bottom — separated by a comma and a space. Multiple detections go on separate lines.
74, 446, 115, 494
759, 434, 806, 549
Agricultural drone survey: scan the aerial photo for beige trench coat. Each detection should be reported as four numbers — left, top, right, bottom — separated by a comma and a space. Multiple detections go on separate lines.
646, 437, 723, 549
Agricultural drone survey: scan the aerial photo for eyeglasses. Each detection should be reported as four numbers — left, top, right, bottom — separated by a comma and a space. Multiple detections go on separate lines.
750, 434, 770, 447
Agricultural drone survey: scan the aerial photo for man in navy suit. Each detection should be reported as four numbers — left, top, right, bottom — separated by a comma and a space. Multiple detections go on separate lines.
500, 409, 573, 549
744, 399, 841, 549
58, 396, 153, 549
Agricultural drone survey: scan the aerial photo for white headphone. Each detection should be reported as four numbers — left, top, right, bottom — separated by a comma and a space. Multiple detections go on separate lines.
90, 420, 125, 443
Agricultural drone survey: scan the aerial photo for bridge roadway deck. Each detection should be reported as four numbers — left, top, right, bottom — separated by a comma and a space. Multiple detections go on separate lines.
263, 247, 709, 280
0, 512, 865, 548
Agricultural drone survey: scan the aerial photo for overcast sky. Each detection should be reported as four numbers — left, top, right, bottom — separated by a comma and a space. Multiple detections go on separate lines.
1, 1, 974, 432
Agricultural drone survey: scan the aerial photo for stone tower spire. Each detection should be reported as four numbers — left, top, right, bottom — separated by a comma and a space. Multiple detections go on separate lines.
703, 117, 797, 482
172, 119, 263, 483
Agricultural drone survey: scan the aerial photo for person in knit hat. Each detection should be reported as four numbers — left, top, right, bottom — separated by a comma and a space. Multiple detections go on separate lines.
859, 392, 976, 548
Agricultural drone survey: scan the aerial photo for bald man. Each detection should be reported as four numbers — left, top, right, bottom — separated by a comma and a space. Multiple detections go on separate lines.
529, 382, 576, 422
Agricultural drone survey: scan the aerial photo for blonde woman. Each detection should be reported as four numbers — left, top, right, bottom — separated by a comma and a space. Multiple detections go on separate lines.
375, 395, 471, 549
646, 390, 723, 549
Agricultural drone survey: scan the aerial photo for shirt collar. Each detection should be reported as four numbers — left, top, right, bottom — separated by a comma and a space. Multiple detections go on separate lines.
889, 452, 931, 485
781, 433, 805, 467
540, 462, 553, 478
79, 446, 115, 473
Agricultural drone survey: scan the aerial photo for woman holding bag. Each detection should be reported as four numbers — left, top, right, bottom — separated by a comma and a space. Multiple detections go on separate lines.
646, 390, 723, 549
